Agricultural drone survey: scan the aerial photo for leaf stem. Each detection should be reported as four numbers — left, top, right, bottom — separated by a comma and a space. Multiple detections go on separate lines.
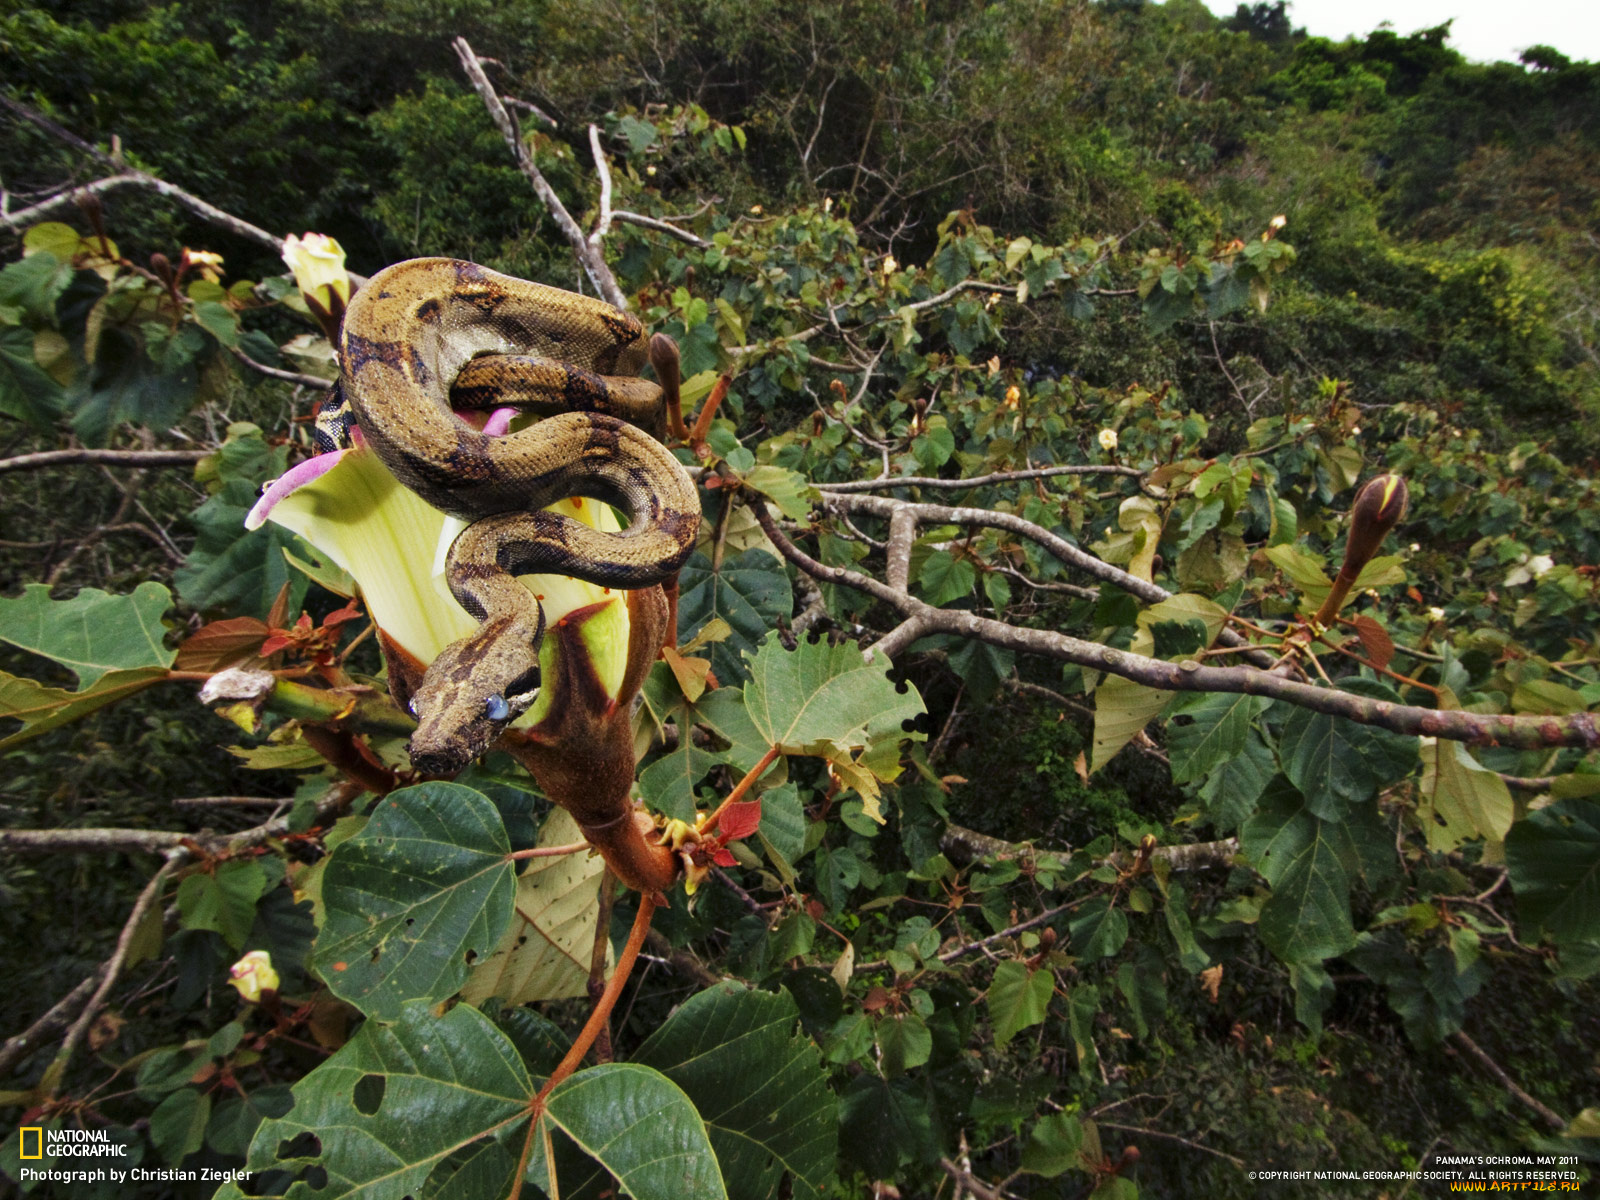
533, 891, 660, 1108
704, 745, 782, 832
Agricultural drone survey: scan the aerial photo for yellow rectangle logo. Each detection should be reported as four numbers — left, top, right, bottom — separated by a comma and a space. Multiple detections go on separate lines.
19, 1127, 43, 1159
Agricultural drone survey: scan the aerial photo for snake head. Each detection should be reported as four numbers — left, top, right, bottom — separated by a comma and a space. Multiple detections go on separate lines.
406, 616, 544, 776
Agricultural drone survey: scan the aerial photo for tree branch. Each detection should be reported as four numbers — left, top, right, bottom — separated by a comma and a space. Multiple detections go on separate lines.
0, 448, 209, 475
1451, 1031, 1567, 1131
751, 504, 1600, 751
816, 462, 1144, 492
229, 345, 333, 390
453, 38, 626, 309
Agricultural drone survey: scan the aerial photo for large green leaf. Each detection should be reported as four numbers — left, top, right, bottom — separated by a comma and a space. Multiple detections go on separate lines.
69, 322, 206, 445
1505, 799, 1600, 945
460, 808, 608, 1006
541, 1063, 727, 1200
638, 743, 729, 822
0, 581, 175, 687
0, 665, 168, 752
677, 547, 793, 685
1417, 738, 1514, 852
986, 961, 1055, 1048
1240, 782, 1390, 964
694, 633, 924, 820
1196, 727, 1275, 832
219, 1001, 532, 1200
0, 325, 65, 427
1165, 691, 1265, 785
838, 1074, 937, 1178
633, 983, 837, 1200
1090, 673, 1170, 773
1346, 933, 1487, 1047
313, 783, 517, 1018
1278, 679, 1418, 819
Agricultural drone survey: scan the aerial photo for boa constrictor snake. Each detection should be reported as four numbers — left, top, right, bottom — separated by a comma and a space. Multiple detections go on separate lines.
331, 258, 699, 775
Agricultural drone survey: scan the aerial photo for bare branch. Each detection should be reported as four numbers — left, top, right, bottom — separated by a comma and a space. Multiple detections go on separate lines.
588, 123, 615, 247
884, 506, 917, 592
1452, 1031, 1567, 1130
45, 849, 185, 1097
0, 448, 208, 475
453, 37, 626, 309
1097, 1121, 1245, 1168
1, 827, 190, 854
817, 462, 1144, 492
0, 972, 101, 1078
751, 504, 1600, 752
229, 345, 334, 390
609, 210, 712, 249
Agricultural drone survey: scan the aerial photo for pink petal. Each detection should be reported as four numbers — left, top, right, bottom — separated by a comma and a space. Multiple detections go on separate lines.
245, 449, 351, 530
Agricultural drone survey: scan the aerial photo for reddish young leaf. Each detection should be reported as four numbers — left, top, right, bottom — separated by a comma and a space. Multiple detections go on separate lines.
718, 799, 763, 841
1351, 614, 1395, 669
173, 617, 271, 672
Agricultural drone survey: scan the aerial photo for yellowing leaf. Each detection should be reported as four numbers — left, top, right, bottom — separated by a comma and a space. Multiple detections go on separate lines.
1417, 738, 1514, 852
1091, 673, 1171, 773
461, 808, 609, 1006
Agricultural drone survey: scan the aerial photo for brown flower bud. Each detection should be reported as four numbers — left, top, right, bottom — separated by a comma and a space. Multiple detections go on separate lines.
1340, 474, 1408, 581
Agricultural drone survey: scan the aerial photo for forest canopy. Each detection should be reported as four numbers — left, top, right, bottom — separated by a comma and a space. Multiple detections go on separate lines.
1, 2, 1598, 1198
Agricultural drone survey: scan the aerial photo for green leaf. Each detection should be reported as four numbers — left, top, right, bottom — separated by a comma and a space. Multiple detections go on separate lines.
876, 1013, 933, 1076
192, 299, 241, 347
1505, 799, 1600, 945
757, 782, 806, 870
987, 961, 1055, 1047
1069, 899, 1129, 960
0, 325, 66, 427
543, 1062, 728, 1200
1346, 934, 1486, 1047
0, 249, 75, 323
0, 665, 168, 752
741, 465, 815, 521
1278, 679, 1418, 819
1091, 673, 1171, 772
1021, 1111, 1084, 1177
313, 783, 516, 1018
695, 633, 925, 819
177, 860, 271, 949
1240, 784, 1386, 964
838, 1074, 936, 1177
220, 1001, 532, 1200
69, 322, 205, 445
150, 1087, 211, 1164
1166, 692, 1265, 785
1163, 882, 1210, 973
911, 419, 956, 470
638, 743, 729, 822
918, 550, 976, 605
1416, 738, 1514, 852
633, 983, 837, 1200
1197, 728, 1276, 832
677, 547, 793, 685
0, 581, 175, 687
460, 808, 608, 1006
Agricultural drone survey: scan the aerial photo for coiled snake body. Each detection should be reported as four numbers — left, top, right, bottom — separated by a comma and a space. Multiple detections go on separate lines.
334, 258, 699, 774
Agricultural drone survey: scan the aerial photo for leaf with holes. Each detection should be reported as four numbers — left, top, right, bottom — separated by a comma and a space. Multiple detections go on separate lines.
216, 1000, 532, 1200
694, 633, 925, 818
539, 1062, 728, 1199
312, 783, 516, 1019
633, 983, 836, 1200
1091, 673, 1170, 773
1165, 691, 1265, 785
460, 808, 609, 1007
677, 547, 793, 684
0, 582, 174, 687
1417, 738, 1514, 852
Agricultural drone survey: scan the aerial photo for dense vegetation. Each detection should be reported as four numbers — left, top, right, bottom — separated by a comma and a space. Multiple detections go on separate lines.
1, 1, 1597, 1197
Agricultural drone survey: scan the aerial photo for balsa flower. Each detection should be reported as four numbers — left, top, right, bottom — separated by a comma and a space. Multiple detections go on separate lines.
282, 233, 351, 342
1098, 427, 1118, 453
228, 950, 280, 1002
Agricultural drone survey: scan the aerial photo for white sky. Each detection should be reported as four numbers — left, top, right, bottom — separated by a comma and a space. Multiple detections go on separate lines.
1199, 0, 1600, 64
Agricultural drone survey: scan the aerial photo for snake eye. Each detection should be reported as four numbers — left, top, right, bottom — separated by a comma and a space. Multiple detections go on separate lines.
484, 694, 511, 722
505, 666, 542, 704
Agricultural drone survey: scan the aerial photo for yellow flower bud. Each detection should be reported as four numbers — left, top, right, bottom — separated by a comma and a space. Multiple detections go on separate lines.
282, 232, 351, 312
1098, 427, 1119, 453
228, 950, 280, 1003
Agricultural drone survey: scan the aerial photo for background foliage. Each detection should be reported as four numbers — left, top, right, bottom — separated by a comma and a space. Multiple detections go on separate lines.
2, 1, 1598, 1197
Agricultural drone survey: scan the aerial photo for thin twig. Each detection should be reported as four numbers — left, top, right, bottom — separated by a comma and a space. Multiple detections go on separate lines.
44, 850, 185, 1097
229, 345, 334, 390
817, 463, 1144, 492
1451, 1031, 1567, 1130
1097, 1120, 1244, 1168
0, 448, 209, 475
453, 38, 625, 308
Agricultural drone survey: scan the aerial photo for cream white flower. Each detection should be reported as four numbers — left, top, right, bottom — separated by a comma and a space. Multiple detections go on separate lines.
282, 232, 351, 310
228, 950, 280, 1002
1427, 606, 1446, 622
1529, 554, 1555, 579
1098, 428, 1119, 453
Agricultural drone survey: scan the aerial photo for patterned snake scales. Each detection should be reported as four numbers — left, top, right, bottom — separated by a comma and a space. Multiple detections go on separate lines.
333, 258, 700, 774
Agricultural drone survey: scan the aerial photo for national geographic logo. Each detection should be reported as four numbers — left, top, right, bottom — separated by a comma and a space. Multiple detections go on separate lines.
18, 1127, 41, 1159
15, 1126, 127, 1158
